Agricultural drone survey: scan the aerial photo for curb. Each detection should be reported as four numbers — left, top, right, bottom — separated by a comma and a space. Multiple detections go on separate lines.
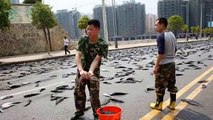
0, 39, 212, 66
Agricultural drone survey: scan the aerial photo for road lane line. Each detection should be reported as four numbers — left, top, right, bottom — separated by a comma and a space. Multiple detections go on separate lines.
0, 82, 65, 100
161, 74, 213, 120
140, 67, 213, 120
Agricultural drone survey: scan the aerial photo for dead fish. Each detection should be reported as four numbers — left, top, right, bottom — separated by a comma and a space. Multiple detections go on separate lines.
50, 95, 60, 101
10, 84, 21, 89
145, 88, 155, 93
50, 75, 57, 78
115, 81, 122, 83
50, 90, 63, 93
101, 99, 110, 106
176, 73, 183, 76
181, 99, 200, 106
115, 66, 126, 69
55, 85, 72, 90
21, 82, 31, 86
102, 81, 112, 85
100, 107, 115, 114
109, 92, 128, 96
184, 61, 195, 64
0, 108, 3, 113
84, 106, 92, 111
40, 88, 46, 92
1, 101, 21, 109
197, 80, 208, 83
0, 95, 13, 100
24, 100, 32, 107
24, 92, 40, 98
109, 98, 124, 103
105, 77, 114, 81
56, 97, 68, 105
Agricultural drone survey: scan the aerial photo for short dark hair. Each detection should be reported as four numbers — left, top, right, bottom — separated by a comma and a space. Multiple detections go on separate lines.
156, 18, 168, 27
88, 19, 100, 29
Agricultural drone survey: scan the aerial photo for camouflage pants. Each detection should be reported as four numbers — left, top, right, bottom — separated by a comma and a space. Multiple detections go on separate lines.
74, 75, 100, 115
155, 62, 178, 95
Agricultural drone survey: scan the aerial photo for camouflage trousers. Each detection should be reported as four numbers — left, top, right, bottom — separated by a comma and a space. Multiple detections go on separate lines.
155, 62, 178, 95
74, 74, 100, 115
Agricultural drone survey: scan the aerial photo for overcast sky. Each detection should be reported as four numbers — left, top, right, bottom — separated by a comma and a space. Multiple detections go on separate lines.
20, 0, 158, 15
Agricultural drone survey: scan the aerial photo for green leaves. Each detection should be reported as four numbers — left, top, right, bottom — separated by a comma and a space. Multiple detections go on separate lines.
181, 24, 189, 32
191, 26, 200, 34
0, 0, 11, 30
168, 15, 184, 35
31, 2, 57, 29
78, 15, 90, 30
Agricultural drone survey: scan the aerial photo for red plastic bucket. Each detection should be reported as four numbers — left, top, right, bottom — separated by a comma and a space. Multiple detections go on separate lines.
96, 106, 122, 120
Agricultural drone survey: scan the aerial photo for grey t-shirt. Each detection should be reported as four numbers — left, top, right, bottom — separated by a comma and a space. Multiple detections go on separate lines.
156, 31, 177, 65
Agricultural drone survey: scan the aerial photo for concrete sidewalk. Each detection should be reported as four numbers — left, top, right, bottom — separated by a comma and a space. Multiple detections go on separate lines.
0, 38, 210, 66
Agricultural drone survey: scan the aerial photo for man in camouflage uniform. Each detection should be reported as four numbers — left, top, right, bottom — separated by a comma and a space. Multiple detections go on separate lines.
150, 18, 178, 110
71, 19, 108, 120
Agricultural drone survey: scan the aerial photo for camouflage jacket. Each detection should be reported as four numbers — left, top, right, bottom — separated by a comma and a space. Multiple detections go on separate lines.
76, 36, 108, 76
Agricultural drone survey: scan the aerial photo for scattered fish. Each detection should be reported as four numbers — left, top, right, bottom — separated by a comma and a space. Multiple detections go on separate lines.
40, 88, 46, 92
109, 98, 124, 103
24, 92, 40, 98
109, 92, 128, 96
56, 97, 68, 105
197, 80, 208, 83
102, 81, 112, 85
145, 88, 155, 93
181, 99, 201, 106
50, 90, 63, 93
0, 95, 13, 100
24, 100, 32, 107
1, 101, 21, 109
100, 107, 115, 115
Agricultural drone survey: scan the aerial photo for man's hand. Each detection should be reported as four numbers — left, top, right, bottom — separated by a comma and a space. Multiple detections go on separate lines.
80, 70, 90, 80
88, 71, 94, 76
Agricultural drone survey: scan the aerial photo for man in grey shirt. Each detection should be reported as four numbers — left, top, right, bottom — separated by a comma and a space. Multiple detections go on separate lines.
150, 18, 178, 110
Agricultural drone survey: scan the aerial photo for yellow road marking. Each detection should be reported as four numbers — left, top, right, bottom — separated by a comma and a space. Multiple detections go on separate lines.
161, 74, 213, 120
140, 67, 213, 120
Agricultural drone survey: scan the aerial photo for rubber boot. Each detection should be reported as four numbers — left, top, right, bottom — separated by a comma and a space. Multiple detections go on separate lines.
168, 93, 176, 110
150, 95, 163, 110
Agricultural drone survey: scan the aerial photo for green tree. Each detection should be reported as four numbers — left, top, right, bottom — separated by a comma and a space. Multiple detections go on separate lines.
181, 24, 189, 40
209, 28, 213, 40
203, 28, 208, 37
78, 15, 90, 34
168, 15, 184, 37
31, 2, 57, 55
23, 0, 42, 4
191, 26, 200, 39
0, 0, 11, 31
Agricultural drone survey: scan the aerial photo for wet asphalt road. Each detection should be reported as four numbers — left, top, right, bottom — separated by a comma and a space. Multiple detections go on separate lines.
0, 40, 213, 120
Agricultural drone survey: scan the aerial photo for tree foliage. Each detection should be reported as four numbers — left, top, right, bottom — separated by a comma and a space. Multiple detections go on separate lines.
181, 24, 188, 33
203, 27, 213, 40
23, 0, 42, 4
191, 26, 200, 39
31, 2, 57, 54
168, 15, 184, 36
0, 0, 11, 30
78, 15, 90, 30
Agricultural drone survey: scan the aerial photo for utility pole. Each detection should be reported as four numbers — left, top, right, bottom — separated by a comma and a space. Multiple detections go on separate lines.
102, 0, 109, 43
211, 9, 213, 27
112, 0, 118, 48
199, 3, 203, 39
